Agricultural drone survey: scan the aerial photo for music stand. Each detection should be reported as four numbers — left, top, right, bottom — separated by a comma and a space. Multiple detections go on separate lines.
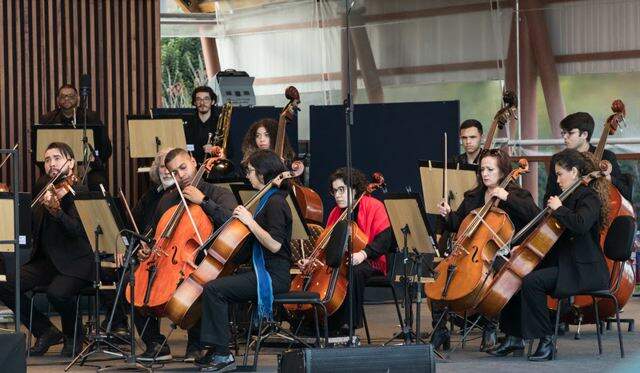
127, 119, 187, 158
66, 191, 134, 371
418, 160, 477, 213
32, 126, 96, 163
383, 193, 438, 348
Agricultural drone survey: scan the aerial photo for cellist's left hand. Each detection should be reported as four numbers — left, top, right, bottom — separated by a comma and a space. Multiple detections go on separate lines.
488, 187, 509, 201
183, 186, 206, 205
233, 206, 255, 226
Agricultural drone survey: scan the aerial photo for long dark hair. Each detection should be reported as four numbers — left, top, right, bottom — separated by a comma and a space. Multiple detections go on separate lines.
246, 149, 289, 189
554, 148, 610, 226
465, 149, 513, 197
328, 167, 369, 198
241, 118, 296, 164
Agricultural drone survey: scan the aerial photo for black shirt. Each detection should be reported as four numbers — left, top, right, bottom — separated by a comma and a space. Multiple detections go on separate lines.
132, 185, 171, 234
544, 145, 631, 202
452, 152, 480, 166
184, 111, 217, 164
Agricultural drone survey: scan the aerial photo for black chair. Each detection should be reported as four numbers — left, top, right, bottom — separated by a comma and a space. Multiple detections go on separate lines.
550, 215, 635, 359
240, 221, 349, 371
361, 251, 404, 344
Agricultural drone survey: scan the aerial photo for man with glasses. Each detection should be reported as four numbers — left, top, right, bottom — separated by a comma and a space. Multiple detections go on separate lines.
39, 84, 112, 191
543, 112, 630, 201
184, 86, 219, 164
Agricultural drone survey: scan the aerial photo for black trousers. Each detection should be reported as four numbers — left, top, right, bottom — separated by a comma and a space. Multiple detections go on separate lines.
133, 311, 204, 350
328, 261, 379, 332
200, 270, 290, 352
0, 257, 90, 337
500, 266, 558, 339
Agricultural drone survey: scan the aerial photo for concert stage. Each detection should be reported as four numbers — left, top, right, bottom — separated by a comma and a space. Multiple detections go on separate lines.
19, 296, 640, 373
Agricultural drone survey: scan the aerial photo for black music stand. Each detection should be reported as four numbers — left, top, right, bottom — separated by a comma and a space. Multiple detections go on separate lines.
65, 191, 149, 371
383, 193, 438, 347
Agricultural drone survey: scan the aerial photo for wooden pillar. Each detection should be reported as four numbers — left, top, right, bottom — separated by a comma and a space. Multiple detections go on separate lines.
349, 9, 384, 103
524, 0, 565, 139
200, 36, 221, 80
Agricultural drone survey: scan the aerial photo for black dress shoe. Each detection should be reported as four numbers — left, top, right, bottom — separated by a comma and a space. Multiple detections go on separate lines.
138, 342, 172, 362
480, 327, 497, 352
184, 347, 207, 363
29, 327, 64, 356
528, 335, 555, 361
196, 353, 236, 372
486, 335, 524, 357
61, 335, 84, 357
430, 329, 451, 351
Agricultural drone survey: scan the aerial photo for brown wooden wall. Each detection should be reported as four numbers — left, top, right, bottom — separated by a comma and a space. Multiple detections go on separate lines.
0, 0, 161, 202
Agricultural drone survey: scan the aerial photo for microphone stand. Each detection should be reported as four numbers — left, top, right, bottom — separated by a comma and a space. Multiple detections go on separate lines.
79, 94, 91, 187
344, 0, 356, 347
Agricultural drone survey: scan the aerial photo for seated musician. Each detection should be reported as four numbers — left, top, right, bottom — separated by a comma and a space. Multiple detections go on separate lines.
436, 149, 539, 351
184, 86, 218, 164
0, 142, 93, 356
38, 84, 113, 191
135, 148, 237, 362
544, 112, 631, 201
195, 149, 293, 372
452, 119, 483, 165
241, 118, 296, 166
489, 149, 610, 361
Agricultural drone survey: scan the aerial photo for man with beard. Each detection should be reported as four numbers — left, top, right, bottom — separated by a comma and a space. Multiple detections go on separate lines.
0, 142, 93, 357
184, 86, 219, 165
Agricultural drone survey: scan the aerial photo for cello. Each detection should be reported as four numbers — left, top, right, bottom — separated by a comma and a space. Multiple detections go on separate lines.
125, 157, 219, 315
284, 173, 385, 316
275, 86, 324, 228
425, 160, 529, 311
165, 168, 302, 329
476, 163, 610, 317
548, 100, 635, 325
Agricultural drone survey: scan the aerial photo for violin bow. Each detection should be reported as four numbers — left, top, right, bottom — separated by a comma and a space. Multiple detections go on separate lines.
0, 143, 19, 170
170, 172, 204, 246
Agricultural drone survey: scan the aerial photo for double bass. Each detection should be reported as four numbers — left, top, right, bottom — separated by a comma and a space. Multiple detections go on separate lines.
476, 163, 610, 317
425, 160, 529, 311
284, 173, 385, 316
125, 157, 219, 315
275, 86, 324, 228
165, 168, 302, 329
548, 100, 635, 325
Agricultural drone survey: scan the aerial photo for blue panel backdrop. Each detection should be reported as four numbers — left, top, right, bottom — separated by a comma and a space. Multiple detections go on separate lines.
309, 101, 460, 222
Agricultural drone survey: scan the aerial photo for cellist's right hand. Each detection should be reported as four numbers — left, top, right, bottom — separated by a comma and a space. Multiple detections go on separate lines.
137, 242, 151, 261
438, 199, 451, 218
296, 259, 309, 269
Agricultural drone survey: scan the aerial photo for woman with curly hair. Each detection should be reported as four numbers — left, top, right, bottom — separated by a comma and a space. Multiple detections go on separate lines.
241, 118, 296, 166
489, 148, 610, 361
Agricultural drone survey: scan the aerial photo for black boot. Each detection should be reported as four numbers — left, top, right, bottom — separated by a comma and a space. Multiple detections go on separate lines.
486, 335, 524, 357
528, 335, 554, 361
29, 326, 64, 356
480, 326, 497, 352
429, 328, 451, 351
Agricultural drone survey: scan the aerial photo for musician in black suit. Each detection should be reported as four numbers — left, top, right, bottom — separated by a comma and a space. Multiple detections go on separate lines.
452, 119, 483, 165
38, 84, 112, 191
489, 149, 610, 360
0, 142, 94, 357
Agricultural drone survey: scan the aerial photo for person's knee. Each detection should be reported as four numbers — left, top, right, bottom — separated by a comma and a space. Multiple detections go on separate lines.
46, 288, 76, 304
522, 272, 543, 294
203, 280, 226, 300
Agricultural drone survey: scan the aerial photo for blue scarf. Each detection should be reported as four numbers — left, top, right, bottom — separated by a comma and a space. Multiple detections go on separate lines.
252, 188, 278, 320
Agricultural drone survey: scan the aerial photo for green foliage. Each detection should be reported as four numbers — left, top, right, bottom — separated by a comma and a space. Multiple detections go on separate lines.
160, 37, 207, 108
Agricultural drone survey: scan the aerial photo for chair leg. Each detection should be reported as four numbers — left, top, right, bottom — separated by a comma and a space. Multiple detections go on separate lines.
552, 298, 562, 360
319, 303, 329, 347
242, 306, 255, 367
389, 284, 405, 330
592, 297, 603, 355
312, 306, 321, 347
362, 305, 371, 344
27, 295, 35, 358
252, 316, 264, 371
610, 295, 624, 358
72, 295, 81, 358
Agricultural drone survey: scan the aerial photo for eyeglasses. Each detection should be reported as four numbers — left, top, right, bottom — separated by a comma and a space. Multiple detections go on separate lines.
329, 186, 348, 196
560, 129, 581, 138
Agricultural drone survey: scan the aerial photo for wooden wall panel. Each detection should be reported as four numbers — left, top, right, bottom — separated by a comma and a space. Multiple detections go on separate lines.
0, 0, 161, 203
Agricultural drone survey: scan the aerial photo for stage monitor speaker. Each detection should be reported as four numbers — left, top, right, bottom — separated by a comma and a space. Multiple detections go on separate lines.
0, 332, 26, 372
279, 344, 435, 373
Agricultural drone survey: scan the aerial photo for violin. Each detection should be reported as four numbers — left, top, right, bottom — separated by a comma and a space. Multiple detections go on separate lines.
547, 100, 636, 325
165, 167, 303, 329
475, 162, 610, 317
425, 160, 529, 311
284, 173, 386, 316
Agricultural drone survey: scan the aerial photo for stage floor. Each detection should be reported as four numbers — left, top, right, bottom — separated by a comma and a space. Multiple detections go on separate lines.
23, 296, 640, 372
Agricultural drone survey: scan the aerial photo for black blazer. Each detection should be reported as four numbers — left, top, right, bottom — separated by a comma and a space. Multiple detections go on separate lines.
441, 183, 540, 238
28, 193, 95, 281
543, 184, 610, 298
544, 145, 631, 202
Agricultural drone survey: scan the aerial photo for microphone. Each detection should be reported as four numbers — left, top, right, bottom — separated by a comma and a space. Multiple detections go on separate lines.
80, 74, 91, 109
122, 229, 154, 245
